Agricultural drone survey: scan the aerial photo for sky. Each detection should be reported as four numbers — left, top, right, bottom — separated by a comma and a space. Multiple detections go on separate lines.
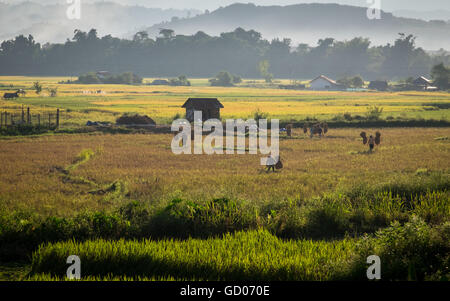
3, 0, 450, 12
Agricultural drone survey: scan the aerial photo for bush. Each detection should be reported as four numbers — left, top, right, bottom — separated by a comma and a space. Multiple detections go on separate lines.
149, 198, 256, 238
351, 217, 450, 280
365, 105, 383, 120
33, 81, 42, 94
343, 112, 353, 121
209, 71, 241, 87
253, 108, 269, 122
168, 75, 191, 86
0, 124, 55, 136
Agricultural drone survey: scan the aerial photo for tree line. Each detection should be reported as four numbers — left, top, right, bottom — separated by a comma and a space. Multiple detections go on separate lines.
0, 28, 449, 80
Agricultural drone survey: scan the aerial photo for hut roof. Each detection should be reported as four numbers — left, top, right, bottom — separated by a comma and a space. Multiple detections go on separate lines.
182, 98, 224, 109
310, 75, 337, 85
413, 76, 432, 85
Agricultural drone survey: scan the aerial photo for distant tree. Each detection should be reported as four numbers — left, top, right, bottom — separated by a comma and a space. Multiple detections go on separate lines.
232, 75, 242, 84
351, 75, 364, 88
48, 87, 58, 97
1, 27, 449, 80
258, 60, 273, 83
159, 28, 175, 39
169, 75, 191, 86
77, 72, 101, 84
405, 76, 415, 84
133, 31, 149, 42
209, 71, 235, 86
77, 72, 142, 85
33, 81, 42, 94
431, 63, 450, 90
337, 77, 352, 87
337, 75, 364, 88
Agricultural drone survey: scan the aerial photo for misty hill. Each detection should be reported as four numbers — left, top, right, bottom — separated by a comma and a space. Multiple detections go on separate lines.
393, 9, 450, 22
0, 1, 200, 43
146, 3, 450, 50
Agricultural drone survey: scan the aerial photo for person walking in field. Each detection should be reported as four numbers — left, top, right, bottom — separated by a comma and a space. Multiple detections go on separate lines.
368, 135, 375, 152
360, 131, 381, 153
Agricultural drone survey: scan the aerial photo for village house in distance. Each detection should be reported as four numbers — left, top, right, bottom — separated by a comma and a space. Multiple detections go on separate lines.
182, 98, 224, 122
309, 75, 346, 91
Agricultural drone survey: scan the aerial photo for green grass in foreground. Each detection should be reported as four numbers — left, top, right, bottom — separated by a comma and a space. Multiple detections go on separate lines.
31, 230, 356, 281
29, 217, 450, 281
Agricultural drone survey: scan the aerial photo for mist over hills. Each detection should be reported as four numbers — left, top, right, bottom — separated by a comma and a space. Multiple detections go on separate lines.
146, 3, 450, 50
1, 1, 449, 50
0, 1, 200, 43
393, 9, 450, 22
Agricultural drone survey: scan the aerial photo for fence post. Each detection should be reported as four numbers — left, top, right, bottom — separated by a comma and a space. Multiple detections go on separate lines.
11, 114, 14, 125
56, 108, 60, 128
4, 112, 7, 126
21, 105, 25, 123
48, 114, 51, 127
27, 107, 30, 124
38, 114, 40, 127
1, 112, 3, 128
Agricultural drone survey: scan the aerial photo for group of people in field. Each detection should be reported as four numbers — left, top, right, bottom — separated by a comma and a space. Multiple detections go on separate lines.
264, 127, 381, 172
303, 122, 328, 138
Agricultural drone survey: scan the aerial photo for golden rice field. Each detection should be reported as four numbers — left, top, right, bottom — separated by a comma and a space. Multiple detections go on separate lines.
0, 127, 448, 217
1, 76, 449, 126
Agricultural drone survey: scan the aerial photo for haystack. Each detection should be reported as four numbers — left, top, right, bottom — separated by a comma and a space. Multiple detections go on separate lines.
116, 114, 156, 125
360, 131, 367, 145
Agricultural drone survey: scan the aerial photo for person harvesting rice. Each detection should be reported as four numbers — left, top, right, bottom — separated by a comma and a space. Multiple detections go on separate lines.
368, 135, 375, 152
265, 155, 282, 172
360, 131, 381, 152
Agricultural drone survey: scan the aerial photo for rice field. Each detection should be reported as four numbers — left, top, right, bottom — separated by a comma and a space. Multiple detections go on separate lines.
0, 76, 449, 281
1, 76, 449, 126
30, 230, 357, 281
0, 128, 448, 216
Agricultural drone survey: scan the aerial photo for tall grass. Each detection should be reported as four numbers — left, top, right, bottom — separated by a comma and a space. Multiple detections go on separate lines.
28, 218, 450, 281
30, 230, 356, 281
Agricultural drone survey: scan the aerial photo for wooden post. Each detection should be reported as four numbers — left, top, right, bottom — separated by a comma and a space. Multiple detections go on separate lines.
4, 112, 7, 126
38, 114, 40, 127
11, 114, 14, 125
1, 112, 3, 128
27, 107, 30, 124
56, 108, 60, 128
